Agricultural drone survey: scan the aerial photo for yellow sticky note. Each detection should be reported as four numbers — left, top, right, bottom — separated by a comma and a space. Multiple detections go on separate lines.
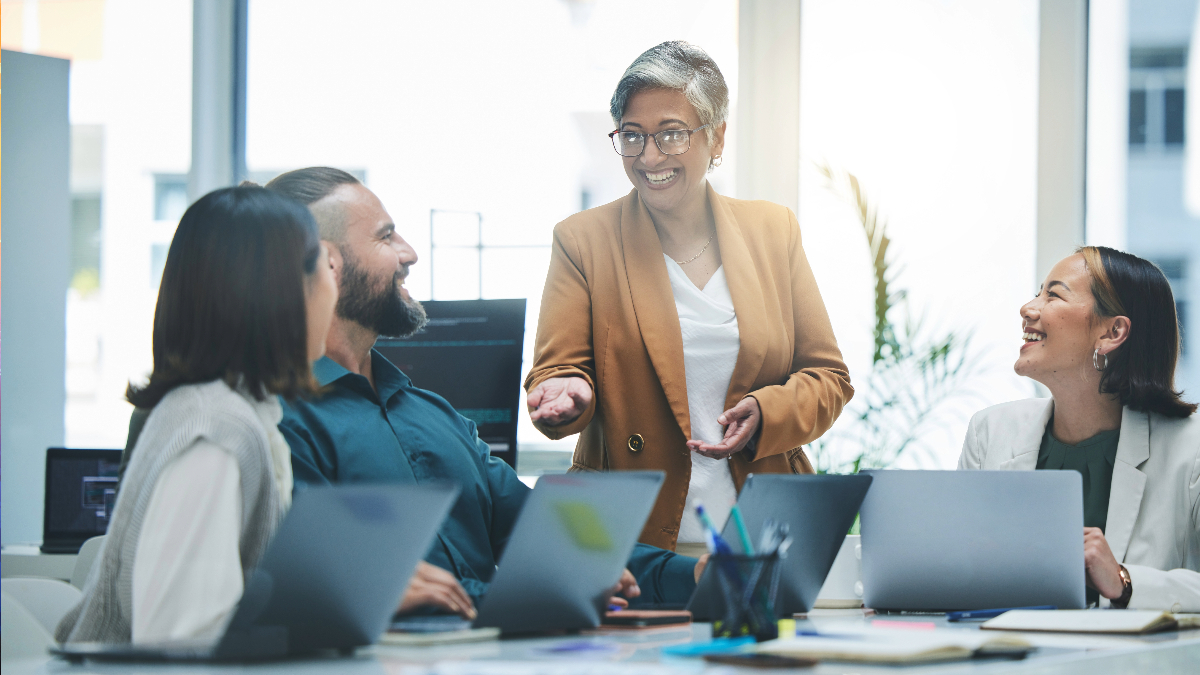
554, 501, 614, 552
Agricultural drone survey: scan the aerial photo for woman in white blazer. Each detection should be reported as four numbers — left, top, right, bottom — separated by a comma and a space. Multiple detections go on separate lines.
959, 246, 1199, 612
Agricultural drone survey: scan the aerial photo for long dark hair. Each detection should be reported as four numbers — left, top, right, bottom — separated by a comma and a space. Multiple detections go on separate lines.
1080, 246, 1197, 418
127, 186, 322, 408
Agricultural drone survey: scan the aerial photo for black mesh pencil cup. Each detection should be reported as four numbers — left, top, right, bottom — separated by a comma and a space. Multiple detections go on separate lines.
710, 552, 783, 641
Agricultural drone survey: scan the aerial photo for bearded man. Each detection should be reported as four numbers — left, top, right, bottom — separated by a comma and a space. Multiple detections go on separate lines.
265, 168, 704, 618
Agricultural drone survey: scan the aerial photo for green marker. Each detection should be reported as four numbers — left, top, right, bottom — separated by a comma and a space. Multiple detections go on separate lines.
729, 504, 754, 555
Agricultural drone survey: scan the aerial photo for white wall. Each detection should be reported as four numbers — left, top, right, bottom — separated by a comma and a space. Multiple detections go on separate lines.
2, 50, 72, 544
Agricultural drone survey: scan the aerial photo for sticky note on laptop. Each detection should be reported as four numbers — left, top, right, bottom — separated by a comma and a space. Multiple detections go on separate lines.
554, 501, 614, 551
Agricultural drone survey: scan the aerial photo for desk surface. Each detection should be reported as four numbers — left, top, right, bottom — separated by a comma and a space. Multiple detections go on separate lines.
4, 614, 1199, 675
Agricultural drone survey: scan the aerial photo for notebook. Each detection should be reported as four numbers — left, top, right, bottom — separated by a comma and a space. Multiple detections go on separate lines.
982, 609, 1180, 634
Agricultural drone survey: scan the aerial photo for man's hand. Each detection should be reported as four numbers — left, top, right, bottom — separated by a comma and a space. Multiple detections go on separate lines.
694, 554, 709, 583
687, 397, 762, 460
527, 376, 593, 427
1083, 527, 1125, 600
606, 568, 642, 609
396, 562, 476, 619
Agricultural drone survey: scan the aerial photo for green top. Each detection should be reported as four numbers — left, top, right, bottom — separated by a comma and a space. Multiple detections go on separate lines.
1036, 425, 1120, 607
1036, 426, 1120, 532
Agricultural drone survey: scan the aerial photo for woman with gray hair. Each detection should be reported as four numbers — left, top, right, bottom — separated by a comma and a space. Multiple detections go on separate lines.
525, 42, 853, 557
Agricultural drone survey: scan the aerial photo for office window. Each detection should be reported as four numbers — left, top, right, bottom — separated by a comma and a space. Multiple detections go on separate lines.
1130, 89, 1148, 144
799, 0, 1040, 469
1165, 88, 1185, 145
150, 243, 170, 288
70, 196, 102, 292
1180, 301, 1189, 357
2, 0, 197, 448
153, 173, 188, 223
1158, 258, 1186, 280
1155, 259, 1188, 358
1128, 47, 1187, 150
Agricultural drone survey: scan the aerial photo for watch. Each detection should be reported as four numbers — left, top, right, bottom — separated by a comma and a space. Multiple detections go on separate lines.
1112, 565, 1133, 609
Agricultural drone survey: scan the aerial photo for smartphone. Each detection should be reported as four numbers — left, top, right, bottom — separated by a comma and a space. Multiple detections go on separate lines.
601, 610, 692, 627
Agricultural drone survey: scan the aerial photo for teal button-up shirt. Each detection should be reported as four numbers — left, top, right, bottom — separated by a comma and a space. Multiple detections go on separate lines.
280, 350, 697, 604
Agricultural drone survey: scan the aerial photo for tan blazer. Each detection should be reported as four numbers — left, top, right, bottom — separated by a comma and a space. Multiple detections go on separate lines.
959, 398, 1200, 612
525, 185, 854, 550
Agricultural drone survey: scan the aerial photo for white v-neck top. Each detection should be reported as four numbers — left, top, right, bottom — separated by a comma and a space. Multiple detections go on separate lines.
664, 254, 741, 544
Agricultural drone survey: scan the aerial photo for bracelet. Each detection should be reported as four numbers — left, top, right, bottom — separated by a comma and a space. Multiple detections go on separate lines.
1112, 565, 1133, 609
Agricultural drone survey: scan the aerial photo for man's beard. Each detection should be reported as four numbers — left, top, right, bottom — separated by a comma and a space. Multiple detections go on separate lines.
336, 248, 428, 338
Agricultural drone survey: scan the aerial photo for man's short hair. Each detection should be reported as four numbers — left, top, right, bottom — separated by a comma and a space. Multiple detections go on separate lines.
266, 167, 360, 242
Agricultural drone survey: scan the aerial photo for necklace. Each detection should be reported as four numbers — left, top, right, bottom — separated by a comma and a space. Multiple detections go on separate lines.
672, 234, 714, 265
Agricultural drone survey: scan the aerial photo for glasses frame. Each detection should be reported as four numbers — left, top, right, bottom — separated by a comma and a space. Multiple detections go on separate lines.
608, 124, 711, 157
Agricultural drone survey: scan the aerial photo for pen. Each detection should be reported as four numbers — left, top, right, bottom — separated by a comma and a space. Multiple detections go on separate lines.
946, 605, 1056, 621
729, 504, 754, 555
695, 502, 735, 556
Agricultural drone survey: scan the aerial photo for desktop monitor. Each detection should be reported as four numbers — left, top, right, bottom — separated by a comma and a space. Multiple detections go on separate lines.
374, 299, 526, 469
42, 448, 123, 553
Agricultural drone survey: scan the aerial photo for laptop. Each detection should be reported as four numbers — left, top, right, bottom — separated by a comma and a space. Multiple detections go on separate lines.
686, 474, 873, 620
470, 471, 665, 634
53, 483, 459, 662
42, 448, 124, 554
859, 470, 1086, 612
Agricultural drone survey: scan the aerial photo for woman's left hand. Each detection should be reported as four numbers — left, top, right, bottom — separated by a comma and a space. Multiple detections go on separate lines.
687, 397, 762, 460
1083, 527, 1126, 599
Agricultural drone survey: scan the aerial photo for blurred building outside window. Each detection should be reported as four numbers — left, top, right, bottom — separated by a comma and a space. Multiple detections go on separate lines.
1, 0, 193, 448
1129, 0, 1198, 397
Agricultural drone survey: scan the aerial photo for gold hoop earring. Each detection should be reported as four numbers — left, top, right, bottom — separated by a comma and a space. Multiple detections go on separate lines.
711, 155, 723, 168
1093, 348, 1108, 372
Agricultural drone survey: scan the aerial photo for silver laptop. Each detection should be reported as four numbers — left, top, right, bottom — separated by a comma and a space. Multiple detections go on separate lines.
860, 470, 1086, 611
687, 474, 873, 619
54, 483, 459, 662
472, 471, 665, 634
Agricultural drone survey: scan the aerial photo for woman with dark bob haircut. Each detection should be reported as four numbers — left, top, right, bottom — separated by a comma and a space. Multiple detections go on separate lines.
960, 246, 1199, 611
57, 186, 338, 645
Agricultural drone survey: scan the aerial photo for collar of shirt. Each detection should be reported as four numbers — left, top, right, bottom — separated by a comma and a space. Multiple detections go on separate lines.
312, 349, 410, 403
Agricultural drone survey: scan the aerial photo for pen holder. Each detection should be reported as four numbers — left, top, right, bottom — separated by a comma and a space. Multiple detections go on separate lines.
710, 553, 783, 642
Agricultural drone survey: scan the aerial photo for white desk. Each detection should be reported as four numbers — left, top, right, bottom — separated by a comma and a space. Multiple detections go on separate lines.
1, 546, 77, 582
3, 616, 1198, 674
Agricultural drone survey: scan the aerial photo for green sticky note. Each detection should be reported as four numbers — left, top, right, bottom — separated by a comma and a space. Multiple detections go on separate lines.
554, 501, 614, 552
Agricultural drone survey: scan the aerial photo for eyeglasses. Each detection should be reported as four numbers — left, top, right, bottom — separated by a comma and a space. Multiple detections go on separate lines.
608, 124, 710, 157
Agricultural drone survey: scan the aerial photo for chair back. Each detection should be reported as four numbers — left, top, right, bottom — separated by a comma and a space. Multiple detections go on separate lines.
1, 577, 83, 636
1, 590, 56, 662
71, 535, 106, 589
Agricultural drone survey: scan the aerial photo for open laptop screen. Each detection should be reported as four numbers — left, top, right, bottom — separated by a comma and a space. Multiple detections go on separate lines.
43, 448, 123, 553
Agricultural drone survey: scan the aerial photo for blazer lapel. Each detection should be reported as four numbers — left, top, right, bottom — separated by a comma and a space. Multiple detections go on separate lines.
999, 398, 1053, 470
1105, 407, 1150, 562
619, 191, 692, 439
709, 185, 769, 410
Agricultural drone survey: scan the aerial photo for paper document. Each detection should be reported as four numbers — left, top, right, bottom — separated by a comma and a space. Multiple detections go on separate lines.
757, 631, 1031, 665
379, 627, 500, 646
982, 609, 1178, 634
